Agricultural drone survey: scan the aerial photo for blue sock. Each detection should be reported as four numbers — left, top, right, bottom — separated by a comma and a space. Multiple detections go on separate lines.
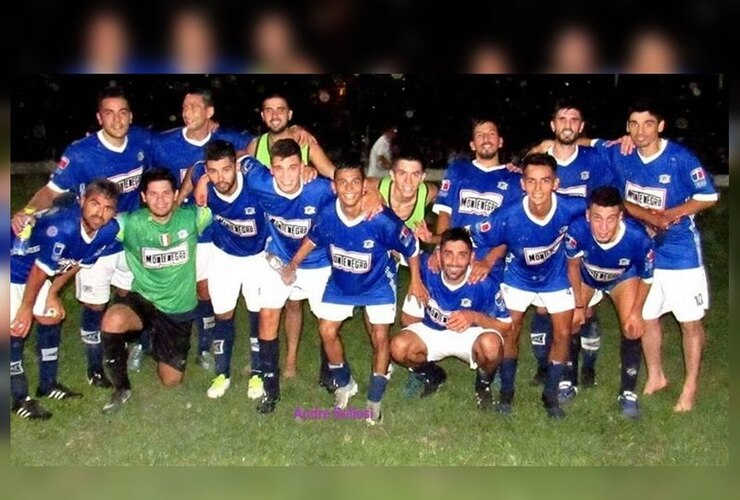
248, 311, 261, 376
329, 363, 351, 387
36, 323, 61, 394
530, 312, 552, 371
213, 317, 235, 378
620, 337, 642, 394
581, 316, 600, 371
368, 373, 389, 403
11, 336, 28, 403
567, 334, 581, 386
196, 299, 215, 353
259, 338, 280, 398
499, 358, 518, 399
81, 307, 104, 375
544, 361, 565, 401
139, 328, 152, 352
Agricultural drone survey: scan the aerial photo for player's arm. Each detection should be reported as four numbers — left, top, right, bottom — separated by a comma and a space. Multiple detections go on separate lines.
307, 143, 336, 179
430, 211, 450, 246
10, 264, 50, 337
11, 185, 60, 235
283, 237, 317, 285
406, 253, 429, 307
289, 125, 318, 147
663, 198, 717, 224
176, 165, 196, 205
424, 181, 439, 206
43, 265, 82, 321
469, 244, 506, 284
244, 137, 258, 157
567, 255, 587, 333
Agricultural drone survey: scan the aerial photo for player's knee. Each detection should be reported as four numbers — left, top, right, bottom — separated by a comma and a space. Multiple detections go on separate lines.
390, 333, 411, 362
285, 300, 302, 313
318, 322, 339, 342
101, 306, 130, 333
34, 314, 63, 326
215, 311, 235, 321
476, 332, 503, 361
83, 302, 106, 312
159, 368, 183, 387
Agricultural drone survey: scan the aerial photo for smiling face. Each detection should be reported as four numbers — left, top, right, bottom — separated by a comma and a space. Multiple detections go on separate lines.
271, 153, 303, 194
440, 239, 472, 284
81, 191, 117, 234
587, 204, 623, 243
521, 163, 559, 211
141, 179, 177, 219
261, 96, 292, 134
470, 121, 502, 161
390, 159, 425, 198
182, 93, 214, 133
551, 107, 585, 145
333, 167, 365, 211
96, 96, 131, 142
627, 110, 665, 151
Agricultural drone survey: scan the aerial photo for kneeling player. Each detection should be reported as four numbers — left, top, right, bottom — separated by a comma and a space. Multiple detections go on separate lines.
285, 163, 427, 424
391, 228, 511, 409
565, 186, 654, 418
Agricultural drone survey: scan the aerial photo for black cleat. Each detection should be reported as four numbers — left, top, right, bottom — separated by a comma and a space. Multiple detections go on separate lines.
542, 393, 566, 419
36, 382, 83, 400
420, 367, 447, 398
88, 371, 113, 389
318, 374, 338, 394
529, 367, 547, 386
256, 394, 280, 414
581, 367, 597, 388
12, 397, 52, 420
494, 391, 514, 415
476, 387, 494, 411
102, 388, 132, 413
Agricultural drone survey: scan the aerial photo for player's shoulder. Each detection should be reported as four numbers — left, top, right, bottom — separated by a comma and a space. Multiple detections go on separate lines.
663, 140, 700, 164
623, 217, 651, 240
127, 125, 154, 143
443, 158, 473, 176
36, 205, 80, 237
305, 176, 333, 195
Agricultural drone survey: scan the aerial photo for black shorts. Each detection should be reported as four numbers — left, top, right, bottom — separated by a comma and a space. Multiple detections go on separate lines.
115, 292, 195, 373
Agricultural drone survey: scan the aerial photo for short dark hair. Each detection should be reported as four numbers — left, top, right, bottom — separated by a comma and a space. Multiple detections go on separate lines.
97, 85, 129, 109
262, 93, 291, 110
140, 167, 177, 193
85, 179, 120, 203
471, 117, 500, 136
393, 143, 426, 171
588, 186, 623, 209
334, 162, 365, 181
552, 97, 584, 120
440, 227, 473, 253
187, 87, 215, 107
628, 97, 664, 123
270, 138, 301, 160
205, 139, 236, 163
520, 152, 557, 175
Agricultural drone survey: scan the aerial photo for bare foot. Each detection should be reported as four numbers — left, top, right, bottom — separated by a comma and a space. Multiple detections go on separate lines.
283, 364, 296, 378
673, 388, 696, 412
643, 376, 669, 395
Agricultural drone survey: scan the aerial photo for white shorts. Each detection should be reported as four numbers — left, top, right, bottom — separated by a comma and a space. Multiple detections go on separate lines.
208, 247, 267, 314
643, 267, 709, 322
403, 322, 503, 369
401, 294, 425, 317
260, 263, 331, 315
318, 302, 396, 324
75, 251, 133, 305
500, 283, 575, 314
11, 281, 53, 318
196, 242, 214, 283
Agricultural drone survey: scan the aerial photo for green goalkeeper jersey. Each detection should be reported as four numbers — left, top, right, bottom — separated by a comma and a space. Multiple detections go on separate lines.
117, 205, 212, 314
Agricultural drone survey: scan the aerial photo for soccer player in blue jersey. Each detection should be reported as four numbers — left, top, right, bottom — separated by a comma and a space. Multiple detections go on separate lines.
11, 85, 151, 389
284, 163, 427, 424
10, 180, 120, 419
565, 186, 655, 418
391, 228, 511, 410
529, 98, 616, 393
148, 87, 254, 375
604, 98, 718, 412
189, 140, 269, 400
471, 153, 587, 418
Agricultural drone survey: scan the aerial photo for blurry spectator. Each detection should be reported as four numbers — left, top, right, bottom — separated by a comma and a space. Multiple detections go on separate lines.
623, 26, 682, 73
367, 125, 398, 178
545, 23, 602, 73
165, 6, 235, 73
248, 8, 319, 73
466, 41, 513, 74
74, 6, 134, 73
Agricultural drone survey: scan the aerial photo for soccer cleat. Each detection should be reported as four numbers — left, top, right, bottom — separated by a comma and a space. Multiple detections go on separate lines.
618, 391, 641, 419
206, 374, 231, 399
542, 393, 566, 419
420, 368, 447, 398
12, 397, 52, 420
88, 370, 113, 388
102, 389, 132, 413
333, 378, 359, 409
256, 394, 280, 414
557, 382, 579, 405
494, 391, 514, 415
319, 373, 338, 394
127, 343, 145, 373
476, 387, 494, 411
402, 371, 426, 398
366, 400, 383, 426
196, 351, 215, 372
529, 367, 547, 386
36, 383, 83, 400
581, 367, 597, 388
247, 374, 265, 400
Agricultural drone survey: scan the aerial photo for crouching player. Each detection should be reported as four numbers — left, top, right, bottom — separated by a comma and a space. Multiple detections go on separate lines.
391, 228, 511, 410
565, 186, 654, 418
10, 180, 120, 419
284, 163, 427, 424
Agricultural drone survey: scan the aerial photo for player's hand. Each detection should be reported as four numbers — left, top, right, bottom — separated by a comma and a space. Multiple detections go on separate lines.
407, 279, 429, 308
11, 210, 34, 236
427, 247, 441, 274
43, 294, 66, 321
290, 125, 318, 147
360, 189, 383, 220
623, 313, 645, 339
468, 259, 492, 284
279, 262, 297, 286
648, 210, 675, 232
530, 139, 554, 154
301, 165, 318, 183
413, 220, 435, 244
10, 307, 33, 338
208, 120, 220, 133
504, 162, 522, 173
571, 307, 586, 334
604, 135, 635, 155
193, 176, 209, 207
446, 310, 475, 332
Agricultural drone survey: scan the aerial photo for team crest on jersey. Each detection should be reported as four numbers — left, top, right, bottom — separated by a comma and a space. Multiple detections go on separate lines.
478, 221, 491, 233
460, 298, 472, 307
57, 156, 70, 170
580, 171, 590, 180
497, 181, 508, 190
441, 179, 451, 192
690, 167, 707, 187
363, 239, 375, 249
160, 233, 171, 246
46, 225, 59, 237
137, 151, 145, 162
177, 229, 188, 239
399, 226, 414, 245
244, 207, 256, 215
565, 234, 578, 250
52, 242, 65, 258
619, 258, 630, 266
304, 206, 316, 215
658, 174, 671, 184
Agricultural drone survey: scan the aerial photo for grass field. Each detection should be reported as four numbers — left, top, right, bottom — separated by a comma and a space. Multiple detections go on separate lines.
9, 174, 729, 465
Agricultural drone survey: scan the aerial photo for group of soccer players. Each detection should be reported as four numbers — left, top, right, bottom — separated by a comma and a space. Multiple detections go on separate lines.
10, 85, 717, 424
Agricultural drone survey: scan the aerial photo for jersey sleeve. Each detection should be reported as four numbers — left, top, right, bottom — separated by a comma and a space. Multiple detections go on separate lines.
432, 164, 457, 214
637, 233, 655, 283
678, 150, 718, 202
195, 206, 213, 234
31, 217, 68, 276
48, 145, 84, 193
471, 210, 506, 249
307, 210, 330, 248
379, 212, 419, 258
115, 213, 127, 242
565, 219, 586, 259
191, 160, 207, 185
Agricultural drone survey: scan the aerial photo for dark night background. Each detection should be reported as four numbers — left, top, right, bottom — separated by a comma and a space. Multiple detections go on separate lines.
10, 74, 728, 174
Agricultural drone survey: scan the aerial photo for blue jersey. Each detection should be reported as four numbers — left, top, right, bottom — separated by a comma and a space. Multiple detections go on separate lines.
565, 216, 655, 291
472, 194, 587, 292
191, 160, 267, 257
547, 145, 615, 197
309, 203, 419, 306
600, 139, 718, 269
416, 253, 509, 331
10, 205, 119, 284
242, 157, 334, 268
433, 160, 523, 260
